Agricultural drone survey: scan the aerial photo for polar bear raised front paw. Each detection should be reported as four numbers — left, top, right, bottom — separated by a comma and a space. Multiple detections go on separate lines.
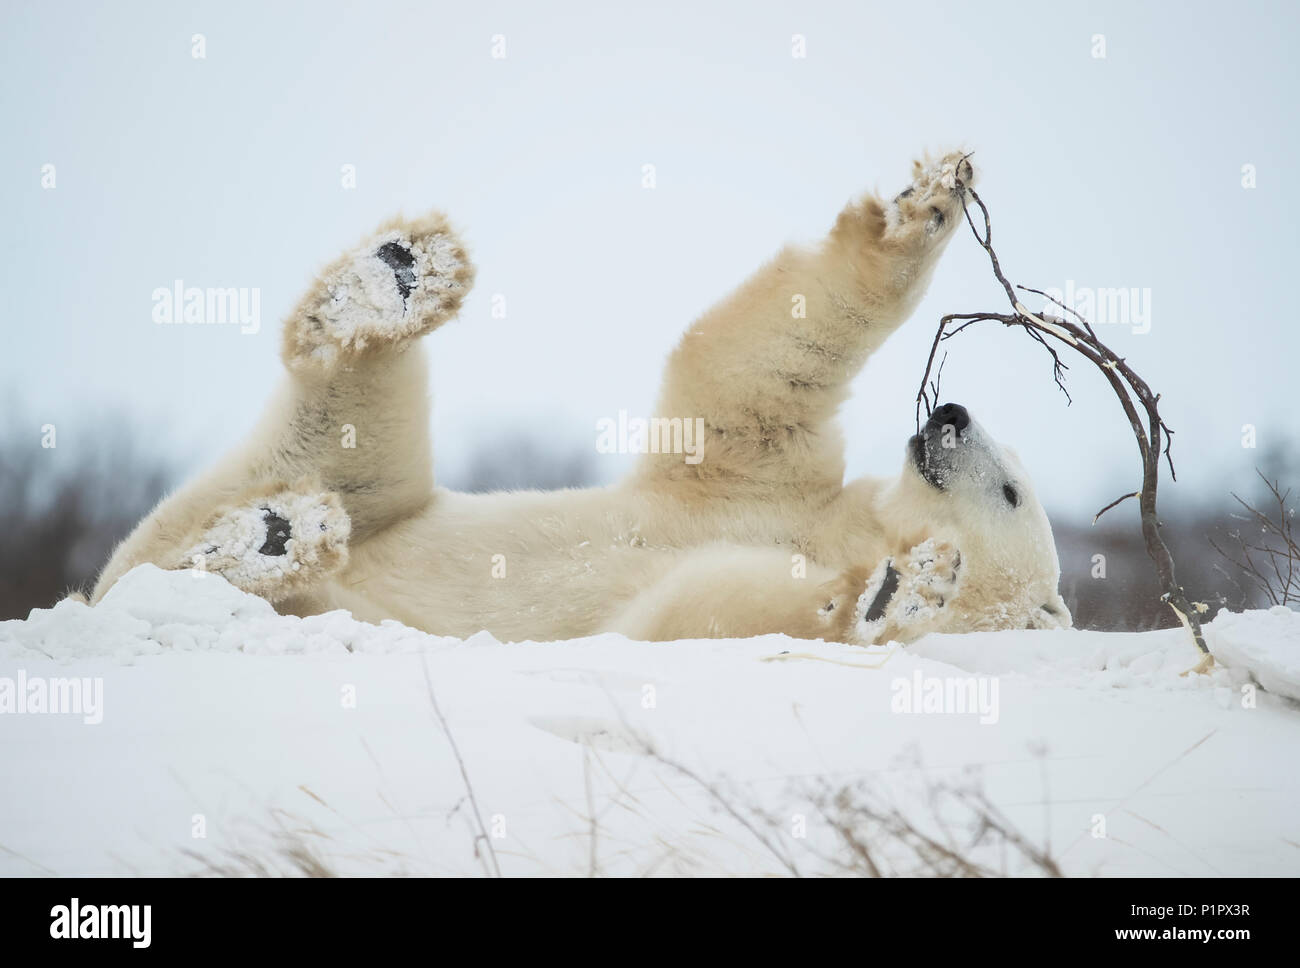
180, 486, 351, 601
887, 150, 975, 245
283, 211, 475, 371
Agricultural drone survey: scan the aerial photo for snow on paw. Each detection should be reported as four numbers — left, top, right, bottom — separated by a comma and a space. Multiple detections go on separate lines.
851, 538, 962, 645
902, 537, 962, 601
887, 150, 975, 247
853, 557, 902, 641
283, 211, 475, 371
181, 488, 351, 601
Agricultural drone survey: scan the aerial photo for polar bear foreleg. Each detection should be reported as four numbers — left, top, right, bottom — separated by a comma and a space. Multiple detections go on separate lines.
641, 151, 975, 491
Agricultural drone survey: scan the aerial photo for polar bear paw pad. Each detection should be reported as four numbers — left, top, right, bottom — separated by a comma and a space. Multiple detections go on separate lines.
256, 510, 293, 556
284, 212, 475, 370
887, 150, 975, 244
852, 538, 963, 644
375, 241, 417, 302
182, 490, 351, 599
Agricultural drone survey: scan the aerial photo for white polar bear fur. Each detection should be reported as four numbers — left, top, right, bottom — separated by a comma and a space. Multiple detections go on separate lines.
90, 152, 1071, 646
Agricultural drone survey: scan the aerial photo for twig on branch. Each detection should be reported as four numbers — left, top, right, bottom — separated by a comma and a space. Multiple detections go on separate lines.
919, 351, 950, 417
915, 165, 1213, 672
1210, 471, 1299, 607
1093, 491, 1142, 525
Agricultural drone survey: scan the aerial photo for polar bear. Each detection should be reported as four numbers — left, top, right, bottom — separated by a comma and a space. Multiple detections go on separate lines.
90, 151, 1071, 646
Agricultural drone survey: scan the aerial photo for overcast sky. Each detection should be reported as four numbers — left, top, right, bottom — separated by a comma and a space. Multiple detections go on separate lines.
3, 0, 1297, 520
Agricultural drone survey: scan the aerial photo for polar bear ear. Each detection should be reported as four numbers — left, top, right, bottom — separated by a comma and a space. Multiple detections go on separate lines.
1028, 594, 1072, 630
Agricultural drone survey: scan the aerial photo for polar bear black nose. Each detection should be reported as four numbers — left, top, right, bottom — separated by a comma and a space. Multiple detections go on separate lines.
928, 402, 970, 432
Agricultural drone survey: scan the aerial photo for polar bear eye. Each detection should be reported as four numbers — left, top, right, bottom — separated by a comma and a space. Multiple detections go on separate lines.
1002, 483, 1020, 508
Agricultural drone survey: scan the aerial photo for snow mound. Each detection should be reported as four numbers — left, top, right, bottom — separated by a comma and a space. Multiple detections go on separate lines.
5, 564, 1295, 700
2, 565, 459, 662
1207, 605, 1300, 699
1, 565, 1298, 877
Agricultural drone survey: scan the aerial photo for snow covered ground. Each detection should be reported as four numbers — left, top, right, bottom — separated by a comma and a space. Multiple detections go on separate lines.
2, 564, 1298, 876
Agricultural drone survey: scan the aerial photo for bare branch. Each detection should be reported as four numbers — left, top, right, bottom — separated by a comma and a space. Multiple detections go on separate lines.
1213, 474, 1300, 606
1093, 491, 1141, 525
915, 175, 1212, 665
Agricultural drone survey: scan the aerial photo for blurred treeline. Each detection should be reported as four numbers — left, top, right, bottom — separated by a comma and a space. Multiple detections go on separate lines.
0, 418, 1294, 628
0, 421, 596, 619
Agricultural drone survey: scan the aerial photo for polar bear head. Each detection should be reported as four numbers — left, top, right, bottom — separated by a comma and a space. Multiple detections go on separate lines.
879, 402, 1072, 634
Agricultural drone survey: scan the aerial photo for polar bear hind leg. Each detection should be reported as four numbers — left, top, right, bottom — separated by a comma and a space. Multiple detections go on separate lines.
256, 211, 476, 539
90, 212, 474, 603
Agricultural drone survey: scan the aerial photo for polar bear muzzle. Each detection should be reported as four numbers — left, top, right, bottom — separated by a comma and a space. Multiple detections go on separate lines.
909, 401, 972, 490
